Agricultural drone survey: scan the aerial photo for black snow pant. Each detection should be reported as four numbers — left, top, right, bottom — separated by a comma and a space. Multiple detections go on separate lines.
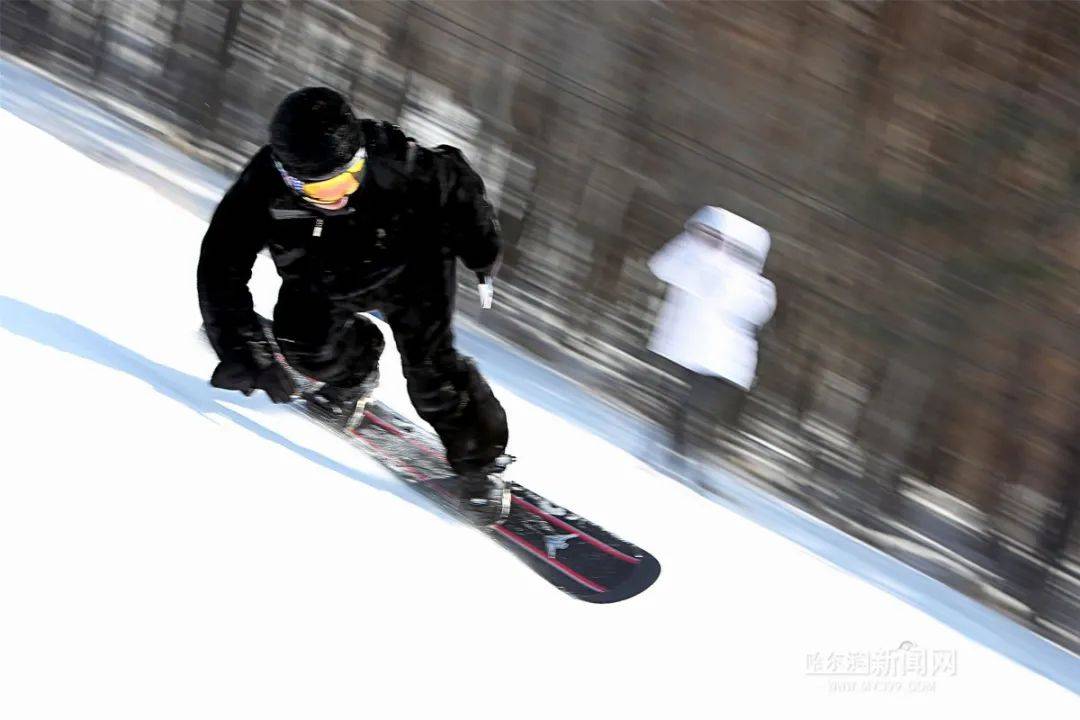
653, 354, 746, 459
272, 256, 508, 475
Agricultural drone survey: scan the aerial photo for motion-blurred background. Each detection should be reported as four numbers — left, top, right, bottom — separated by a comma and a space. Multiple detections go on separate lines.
3, 1, 1078, 651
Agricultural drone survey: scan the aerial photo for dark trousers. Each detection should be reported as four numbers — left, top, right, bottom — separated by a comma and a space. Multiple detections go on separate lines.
273, 255, 508, 475
654, 355, 745, 458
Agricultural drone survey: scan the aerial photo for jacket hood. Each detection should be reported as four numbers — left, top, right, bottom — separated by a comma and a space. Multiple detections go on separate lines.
685, 206, 770, 271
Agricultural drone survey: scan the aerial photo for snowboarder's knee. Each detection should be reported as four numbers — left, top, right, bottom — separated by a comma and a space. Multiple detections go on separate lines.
279, 313, 385, 388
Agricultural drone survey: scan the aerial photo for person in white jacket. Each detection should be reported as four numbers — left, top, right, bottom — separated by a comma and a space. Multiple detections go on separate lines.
648, 206, 776, 461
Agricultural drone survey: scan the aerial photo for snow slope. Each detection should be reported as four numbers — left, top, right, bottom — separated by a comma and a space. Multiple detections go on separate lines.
0, 100, 1076, 719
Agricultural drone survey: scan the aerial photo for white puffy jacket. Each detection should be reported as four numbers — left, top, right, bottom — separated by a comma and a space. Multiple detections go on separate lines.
648, 207, 776, 389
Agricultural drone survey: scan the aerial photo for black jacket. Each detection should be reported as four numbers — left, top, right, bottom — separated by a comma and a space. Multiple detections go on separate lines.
197, 120, 500, 369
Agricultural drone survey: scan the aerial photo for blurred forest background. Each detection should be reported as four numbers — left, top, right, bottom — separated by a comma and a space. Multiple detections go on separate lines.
2, 0, 1078, 650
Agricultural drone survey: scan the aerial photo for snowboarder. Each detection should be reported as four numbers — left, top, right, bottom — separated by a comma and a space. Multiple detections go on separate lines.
197, 87, 509, 523
648, 206, 776, 464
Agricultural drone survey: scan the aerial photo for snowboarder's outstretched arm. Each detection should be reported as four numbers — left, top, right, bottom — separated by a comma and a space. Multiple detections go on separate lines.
429, 145, 502, 278
197, 149, 294, 402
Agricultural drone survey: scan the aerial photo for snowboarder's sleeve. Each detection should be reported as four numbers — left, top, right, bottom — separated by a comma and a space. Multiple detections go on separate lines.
737, 276, 776, 328
197, 152, 271, 368
649, 234, 702, 288
755, 276, 777, 327
432, 146, 501, 275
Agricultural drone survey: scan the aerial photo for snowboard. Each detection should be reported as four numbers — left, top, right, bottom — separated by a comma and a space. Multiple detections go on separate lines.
204, 320, 661, 603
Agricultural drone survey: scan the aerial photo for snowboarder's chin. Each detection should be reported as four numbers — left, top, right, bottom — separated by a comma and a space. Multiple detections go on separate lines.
306, 196, 349, 211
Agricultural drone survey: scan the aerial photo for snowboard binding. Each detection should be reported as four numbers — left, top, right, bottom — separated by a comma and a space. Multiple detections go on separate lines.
301, 370, 379, 431
457, 454, 515, 527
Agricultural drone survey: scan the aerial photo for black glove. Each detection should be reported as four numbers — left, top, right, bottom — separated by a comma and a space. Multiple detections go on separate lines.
210, 358, 296, 404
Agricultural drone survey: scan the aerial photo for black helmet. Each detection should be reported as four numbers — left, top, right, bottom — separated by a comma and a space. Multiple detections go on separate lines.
269, 87, 362, 180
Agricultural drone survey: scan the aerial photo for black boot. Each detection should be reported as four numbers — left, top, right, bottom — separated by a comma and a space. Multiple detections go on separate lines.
456, 455, 514, 526
303, 369, 379, 431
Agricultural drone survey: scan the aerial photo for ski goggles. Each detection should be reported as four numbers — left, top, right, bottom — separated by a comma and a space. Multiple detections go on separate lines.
273, 147, 367, 205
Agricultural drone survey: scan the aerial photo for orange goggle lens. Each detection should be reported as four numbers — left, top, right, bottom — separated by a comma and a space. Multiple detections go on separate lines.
275, 151, 366, 205
300, 158, 365, 203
